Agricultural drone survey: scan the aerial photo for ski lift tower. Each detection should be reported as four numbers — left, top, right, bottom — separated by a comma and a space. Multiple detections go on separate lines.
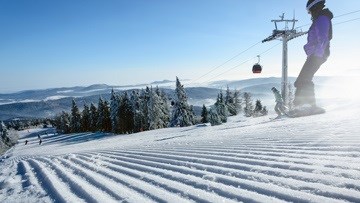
262, 13, 307, 104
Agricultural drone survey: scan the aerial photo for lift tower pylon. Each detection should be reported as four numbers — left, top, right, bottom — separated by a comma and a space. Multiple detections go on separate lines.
262, 13, 307, 104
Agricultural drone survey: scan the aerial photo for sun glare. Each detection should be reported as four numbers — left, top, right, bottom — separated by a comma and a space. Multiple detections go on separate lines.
317, 76, 360, 100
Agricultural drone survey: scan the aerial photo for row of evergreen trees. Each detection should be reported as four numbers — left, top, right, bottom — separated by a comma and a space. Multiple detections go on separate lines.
201, 88, 268, 126
54, 77, 269, 133
54, 77, 196, 134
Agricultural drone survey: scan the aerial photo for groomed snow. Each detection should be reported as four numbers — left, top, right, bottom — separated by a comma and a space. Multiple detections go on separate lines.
1, 85, 360, 202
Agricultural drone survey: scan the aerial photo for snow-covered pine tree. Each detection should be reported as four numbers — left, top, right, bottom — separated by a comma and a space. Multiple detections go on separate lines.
253, 99, 262, 116
243, 92, 253, 117
156, 87, 170, 128
110, 89, 120, 133
116, 94, 124, 133
170, 77, 195, 127
225, 86, 236, 116
233, 89, 242, 115
0, 121, 7, 137
89, 103, 98, 132
208, 107, 222, 126
70, 99, 81, 133
148, 87, 162, 130
117, 92, 134, 134
103, 100, 112, 132
155, 86, 170, 128
200, 104, 209, 123
81, 104, 91, 132
215, 91, 228, 123
97, 97, 111, 132
60, 111, 71, 134
97, 97, 105, 132
0, 121, 11, 145
123, 92, 134, 133
147, 87, 170, 130
130, 90, 143, 133
138, 88, 150, 131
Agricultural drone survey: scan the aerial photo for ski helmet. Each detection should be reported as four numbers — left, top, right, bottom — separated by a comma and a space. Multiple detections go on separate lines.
306, 0, 325, 12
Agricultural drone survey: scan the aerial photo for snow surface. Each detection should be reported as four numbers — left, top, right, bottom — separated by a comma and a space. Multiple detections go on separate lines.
1, 81, 360, 202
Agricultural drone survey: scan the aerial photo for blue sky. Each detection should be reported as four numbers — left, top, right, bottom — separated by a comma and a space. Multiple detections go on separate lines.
0, 0, 360, 92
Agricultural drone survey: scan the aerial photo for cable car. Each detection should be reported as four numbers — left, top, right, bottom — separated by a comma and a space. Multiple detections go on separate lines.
252, 55, 262, 74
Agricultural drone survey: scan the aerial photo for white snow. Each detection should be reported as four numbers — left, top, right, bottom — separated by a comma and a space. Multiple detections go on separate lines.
56, 90, 74, 94
44, 96, 70, 101
1, 77, 360, 202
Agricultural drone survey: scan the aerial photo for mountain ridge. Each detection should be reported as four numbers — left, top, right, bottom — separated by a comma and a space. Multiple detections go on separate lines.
0, 76, 335, 120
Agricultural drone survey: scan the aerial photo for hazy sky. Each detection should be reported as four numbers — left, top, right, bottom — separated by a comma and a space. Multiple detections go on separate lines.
1, 0, 360, 92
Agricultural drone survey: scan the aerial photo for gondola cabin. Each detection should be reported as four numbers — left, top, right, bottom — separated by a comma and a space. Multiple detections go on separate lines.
252, 64, 262, 74
252, 55, 262, 74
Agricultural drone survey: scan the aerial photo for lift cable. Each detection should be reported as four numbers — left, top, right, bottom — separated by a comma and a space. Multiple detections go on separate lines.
187, 41, 262, 85
185, 9, 360, 86
202, 42, 282, 84
296, 9, 360, 29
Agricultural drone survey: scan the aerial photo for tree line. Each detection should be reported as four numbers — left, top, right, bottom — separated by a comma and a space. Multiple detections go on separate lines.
54, 77, 269, 134
54, 77, 195, 134
202, 87, 268, 126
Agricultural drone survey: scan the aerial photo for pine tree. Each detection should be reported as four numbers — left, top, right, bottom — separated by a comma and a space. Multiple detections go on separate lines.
0, 121, 7, 137
253, 99, 263, 117
116, 95, 124, 133
97, 97, 111, 132
110, 89, 120, 133
156, 87, 170, 128
139, 88, 151, 131
208, 107, 222, 126
81, 104, 91, 132
59, 111, 71, 134
200, 104, 209, 123
70, 99, 81, 133
123, 92, 134, 133
170, 77, 195, 127
148, 87, 169, 130
97, 97, 105, 131
117, 92, 134, 134
225, 87, 237, 116
215, 91, 228, 123
103, 100, 112, 132
130, 90, 143, 133
243, 92, 253, 117
225, 86, 233, 105
233, 90, 242, 114
89, 103, 98, 132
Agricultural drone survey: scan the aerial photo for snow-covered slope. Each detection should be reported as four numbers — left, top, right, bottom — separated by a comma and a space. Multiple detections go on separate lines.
1, 78, 360, 202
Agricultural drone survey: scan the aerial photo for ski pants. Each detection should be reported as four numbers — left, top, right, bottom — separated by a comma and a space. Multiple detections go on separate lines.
294, 55, 327, 106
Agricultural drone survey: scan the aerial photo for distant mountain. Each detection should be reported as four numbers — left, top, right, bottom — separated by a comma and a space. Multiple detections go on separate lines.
0, 82, 172, 105
0, 87, 222, 120
151, 80, 174, 85
0, 77, 334, 120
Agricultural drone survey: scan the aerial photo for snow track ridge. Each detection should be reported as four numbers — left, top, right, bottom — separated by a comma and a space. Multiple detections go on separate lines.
1, 120, 360, 203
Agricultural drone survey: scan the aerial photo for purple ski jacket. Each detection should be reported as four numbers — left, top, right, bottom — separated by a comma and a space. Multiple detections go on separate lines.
304, 9, 333, 58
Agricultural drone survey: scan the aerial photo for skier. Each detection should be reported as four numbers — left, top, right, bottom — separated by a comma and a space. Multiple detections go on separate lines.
39, 139, 42, 145
271, 87, 287, 117
25, 140, 28, 145
294, 0, 333, 108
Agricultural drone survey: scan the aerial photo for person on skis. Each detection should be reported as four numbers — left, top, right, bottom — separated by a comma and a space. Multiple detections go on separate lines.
294, 0, 333, 108
271, 87, 287, 117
